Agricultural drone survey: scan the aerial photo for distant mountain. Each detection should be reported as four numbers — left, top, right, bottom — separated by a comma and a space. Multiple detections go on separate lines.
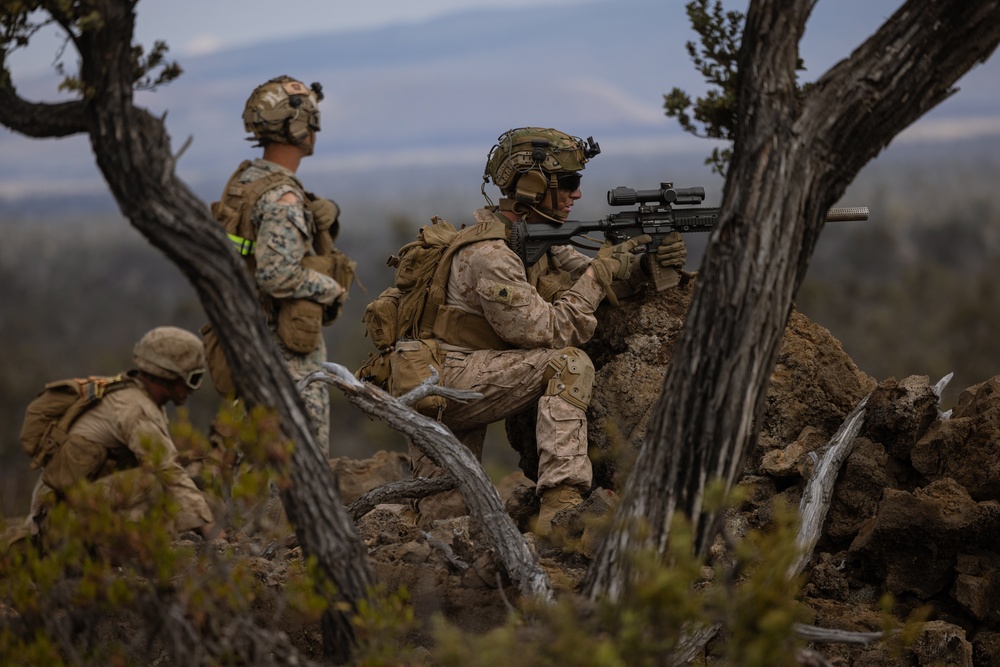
1, 0, 998, 211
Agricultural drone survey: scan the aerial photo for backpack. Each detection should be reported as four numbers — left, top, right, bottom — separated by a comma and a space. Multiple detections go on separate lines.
358, 216, 508, 415
362, 216, 510, 349
20, 375, 131, 470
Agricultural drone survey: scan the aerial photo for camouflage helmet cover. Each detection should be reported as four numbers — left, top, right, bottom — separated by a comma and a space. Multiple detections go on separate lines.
243, 75, 324, 148
133, 326, 207, 383
484, 127, 599, 201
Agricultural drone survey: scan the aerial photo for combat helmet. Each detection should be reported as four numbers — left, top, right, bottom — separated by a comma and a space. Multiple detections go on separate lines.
243, 75, 324, 153
483, 127, 601, 223
133, 326, 207, 389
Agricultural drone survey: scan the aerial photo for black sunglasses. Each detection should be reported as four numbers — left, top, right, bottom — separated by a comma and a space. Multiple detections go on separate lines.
555, 172, 582, 191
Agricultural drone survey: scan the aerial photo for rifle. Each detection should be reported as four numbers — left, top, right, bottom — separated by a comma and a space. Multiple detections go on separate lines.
507, 182, 870, 291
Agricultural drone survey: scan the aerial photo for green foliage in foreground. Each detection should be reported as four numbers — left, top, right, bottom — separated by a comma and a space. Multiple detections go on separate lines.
0, 407, 326, 666
2, 409, 916, 666
434, 501, 808, 667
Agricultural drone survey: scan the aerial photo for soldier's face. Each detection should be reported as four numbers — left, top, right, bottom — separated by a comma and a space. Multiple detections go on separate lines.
525, 178, 582, 222
167, 378, 196, 406
553, 182, 582, 217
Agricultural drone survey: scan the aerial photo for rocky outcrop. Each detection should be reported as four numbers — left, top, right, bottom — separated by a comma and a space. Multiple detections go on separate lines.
187, 279, 1000, 664
417, 280, 1000, 664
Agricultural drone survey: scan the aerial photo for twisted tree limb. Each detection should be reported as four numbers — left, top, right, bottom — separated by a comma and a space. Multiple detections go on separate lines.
0, 3, 373, 661
312, 362, 554, 603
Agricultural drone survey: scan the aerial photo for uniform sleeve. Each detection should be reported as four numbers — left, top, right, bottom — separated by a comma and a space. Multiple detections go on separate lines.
554, 241, 653, 302
114, 395, 214, 530
549, 244, 593, 279
254, 187, 343, 306
458, 240, 605, 349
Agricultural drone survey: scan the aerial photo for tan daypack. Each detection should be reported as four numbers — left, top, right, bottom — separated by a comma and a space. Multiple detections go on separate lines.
20, 375, 131, 470
358, 216, 509, 416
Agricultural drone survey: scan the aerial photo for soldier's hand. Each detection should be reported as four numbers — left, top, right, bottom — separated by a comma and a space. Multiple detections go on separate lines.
593, 234, 651, 280
656, 232, 687, 269
590, 234, 652, 305
310, 197, 339, 232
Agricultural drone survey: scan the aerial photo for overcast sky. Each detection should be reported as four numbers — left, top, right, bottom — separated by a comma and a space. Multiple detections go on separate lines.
10, 0, 912, 70
136, 0, 591, 56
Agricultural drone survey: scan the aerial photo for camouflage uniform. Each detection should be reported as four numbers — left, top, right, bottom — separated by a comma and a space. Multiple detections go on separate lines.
28, 374, 214, 535
242, 158, 344, 447
411, 208, 605, 499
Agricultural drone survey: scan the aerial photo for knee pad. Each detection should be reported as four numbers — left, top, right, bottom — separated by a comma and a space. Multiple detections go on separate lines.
542, 347, 595, 411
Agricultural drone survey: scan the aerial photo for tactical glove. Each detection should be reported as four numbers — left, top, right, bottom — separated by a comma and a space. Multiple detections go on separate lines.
655, 232, 687, 269
590, 234, 652, 306
308, 196, 340, 236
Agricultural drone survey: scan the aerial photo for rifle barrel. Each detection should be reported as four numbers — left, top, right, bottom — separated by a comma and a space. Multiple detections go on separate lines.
827, 206, 869, 222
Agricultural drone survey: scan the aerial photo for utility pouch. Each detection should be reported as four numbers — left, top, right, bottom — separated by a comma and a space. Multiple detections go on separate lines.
201, 323, 237, 396
355, 350, 392, 389
388, 339, 446, 417
277, 299, 323, 354
31, 421, 69, 471
275, 254, 329, 353
323, 248, 359, 324
362, 287, 401, 350
330, 247, 357, 293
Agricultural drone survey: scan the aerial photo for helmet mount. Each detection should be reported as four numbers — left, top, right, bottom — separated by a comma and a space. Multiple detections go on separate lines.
243, 75, 323, 152
482, 127, 599, 223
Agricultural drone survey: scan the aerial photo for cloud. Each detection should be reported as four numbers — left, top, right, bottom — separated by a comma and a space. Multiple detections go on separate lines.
896, 116, 1000, 143
183, 35, 225, 57
557, 79, 666, 126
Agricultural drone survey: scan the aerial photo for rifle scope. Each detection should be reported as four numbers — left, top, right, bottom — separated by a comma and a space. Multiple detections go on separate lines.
608, 183, 706, 207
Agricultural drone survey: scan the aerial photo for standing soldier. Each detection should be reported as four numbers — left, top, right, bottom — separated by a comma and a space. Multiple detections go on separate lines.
408, 127, 687, 534
206, 75, 355, 453
10, 326, 218, 548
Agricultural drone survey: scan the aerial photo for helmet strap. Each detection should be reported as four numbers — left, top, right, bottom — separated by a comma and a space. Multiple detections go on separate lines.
525, 202, 567, 225
498, 198, 518, 212
549, 173, 560, 215
499, 197, 567, 224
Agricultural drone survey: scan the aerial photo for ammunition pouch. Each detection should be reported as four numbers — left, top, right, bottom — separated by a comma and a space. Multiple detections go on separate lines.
324, 246, 358, 324
388, 339, 446, 418
355, 350, 392, 390
277, 298, 323, 354
362, 287, 401, 350
278, 252, 348, 354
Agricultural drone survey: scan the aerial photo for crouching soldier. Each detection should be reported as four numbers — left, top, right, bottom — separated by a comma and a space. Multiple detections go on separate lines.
8, 326, 219, 550
385, 127, 687, 535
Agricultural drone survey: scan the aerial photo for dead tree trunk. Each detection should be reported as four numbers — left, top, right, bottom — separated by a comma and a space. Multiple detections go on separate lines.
0, 1, 373, 661
585, 0, 1000, 601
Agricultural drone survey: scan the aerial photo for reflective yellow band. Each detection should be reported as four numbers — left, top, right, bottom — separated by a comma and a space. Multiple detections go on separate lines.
228, 233, 256, 256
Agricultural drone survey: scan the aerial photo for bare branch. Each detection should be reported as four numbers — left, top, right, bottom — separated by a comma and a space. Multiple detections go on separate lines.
788, 394, 869, 579
793, 623, 899, 645
316, 362, 554, 602
347, 476, 458, 521
398, 366, 483, 407
0, 53, 88, 138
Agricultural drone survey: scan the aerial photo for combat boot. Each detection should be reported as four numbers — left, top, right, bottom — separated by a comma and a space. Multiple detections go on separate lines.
535, 485, 583, 537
